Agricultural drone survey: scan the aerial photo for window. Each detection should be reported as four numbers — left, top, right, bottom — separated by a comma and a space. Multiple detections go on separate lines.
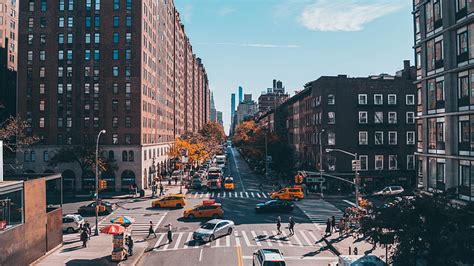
113, 49, 119, 60
126, 16, 132, 27
57, 118, 63, 128
68, 0, 74, 10
39, 101, 45, 111
112, 99, 118, 111
458, 28, 468, 56
85, 0, 91, 10
94, 50, 100, 60
58, 17, 64, 27
428, 158, 445, 189
359, 131, 368, 145
374, 94, 383, 105
125, 67, 131, 77
389, 155, 398, 170
125, 134, 131, 144
406, 94, 415, 105
113, 32, 119, 44
57, 84, 64, 94
59, 0, 65, 11
95, 0, 100, 10
458, 161, 474, 200
407, 155, 415, 170
375, 131, 383, 145
327, 132, 335, 146
113, 0, 119, 10
389, 131, 397, 145
358, 112, 367, 124
66, 117, 72, 128
113, 117, 118, 128
327, 112, 335, 124
428, 79, 445, 110
94, 33, 100, 44
407, 131, 415, 145
375, 155, 383, 170
94, 16, 100, 27
29, 1, 35, 11
388, 112, 397, 124
426, 0, 434, 32
125, 99, 131, 111
458, 115, 474, 153
388, 94, 397, 105
39, 117, 45, 128
406, 112, 415, 124
122, 151, 128, 162
113, 16, 119, 27
43, 151, 49, 162
126, 33, 131, 43
58, 67, 64, 77
126, 0, 132, 10
113, 83, 119, 94
374, 112, 383, 124
128, 151, 134, 162
40, 34, 46, 44
327, 94, 335, 105
113, 134, 119, 144
125, 50, 131, 60
85, 50, 91, 60
125, 117, 131, 128
31, 151, 36, 162
85, 17, 91, 27
359, 155, 368, 171
67, 50, 73, 60
358, 94, 367, 105
428, 118, 445, 150
27, 51, 33, 62
67, 17, 73, 28
113, 66, 119, 77
67, 33, 73, 44
85, 33, 91, 44
58, 50, 64, 60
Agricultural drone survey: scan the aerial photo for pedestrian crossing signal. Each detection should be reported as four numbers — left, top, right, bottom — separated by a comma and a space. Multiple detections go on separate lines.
98, 179, 107, 191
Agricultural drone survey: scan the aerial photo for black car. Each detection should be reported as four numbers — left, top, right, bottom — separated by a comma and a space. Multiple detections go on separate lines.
78, 200, 113, 216
191, 179, 204, 190
255, 200, 294, 213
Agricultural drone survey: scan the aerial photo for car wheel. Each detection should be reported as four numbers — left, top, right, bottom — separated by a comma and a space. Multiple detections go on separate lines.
176, 203, 182, 208
227, 228, 233, 235
212, 213, 219, 219
67, 227, 74, 234
188, 214, 195, 220
209, 234, 215, 242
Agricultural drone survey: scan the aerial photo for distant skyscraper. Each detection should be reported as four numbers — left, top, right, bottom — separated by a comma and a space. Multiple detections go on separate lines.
217, 111, 223, 126
210, 92, 217, 122
238, 86, 243, 103
231, 93, 236, 119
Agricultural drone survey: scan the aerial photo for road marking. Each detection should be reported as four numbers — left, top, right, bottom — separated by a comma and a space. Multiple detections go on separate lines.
231, 148, 246, 193
199, 248, 203, 262
225, 234, 231, 247
262, 193, 268, 198
184, 232, 193, 248
250, 230, 262, 246
153, 233, 166, 249
162, 238, 172, 251
256, 193, 261, 198
240, 192, 243, 198
292, 233, 303, 246
210, 192, 215, 198
153, 212, 168, 232
217, 192, 220, 197
234, 192, 238, 197
234, 231, 241, 246
241, 255, 337, 261
245, 192, 249, 198
199, 193, 204, 198
171, 232, 184, 250
250, 192, 254, 197
307, 231, 323, 247
262, 231, 272, 246
343, 199, 356, 207
194, 193, 199, 198
214, 237, 221, 247
300, 231, 313, 246
236, 246, 244, 266
241, 231, 253, 246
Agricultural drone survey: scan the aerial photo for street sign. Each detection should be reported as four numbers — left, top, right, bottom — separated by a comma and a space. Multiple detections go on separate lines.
352, 160, 361, 171
266, 156, 272, 162
306, 177, 325, 183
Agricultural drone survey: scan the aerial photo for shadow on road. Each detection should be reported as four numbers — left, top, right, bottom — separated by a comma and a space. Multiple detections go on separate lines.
65, 255, 118, 266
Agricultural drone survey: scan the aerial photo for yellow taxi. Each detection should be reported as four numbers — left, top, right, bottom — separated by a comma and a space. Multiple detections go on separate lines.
224, 177, 235, 190
183, 200, 224, 219
270, 187, 304, 201
152, 194, 186, 208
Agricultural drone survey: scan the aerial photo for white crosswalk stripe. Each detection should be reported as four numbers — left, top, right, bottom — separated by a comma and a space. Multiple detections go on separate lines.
186, 191, 275, 200
151, 230, 323, 252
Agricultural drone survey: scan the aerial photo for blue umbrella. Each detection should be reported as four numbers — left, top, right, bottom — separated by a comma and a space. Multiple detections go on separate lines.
110, 216, 135, 226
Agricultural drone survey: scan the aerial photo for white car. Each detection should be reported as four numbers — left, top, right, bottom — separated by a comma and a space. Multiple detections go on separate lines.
373, 186, 404, 196
62, 214, 84, 233
193, 219, 234, 242
253, 249, 286, 266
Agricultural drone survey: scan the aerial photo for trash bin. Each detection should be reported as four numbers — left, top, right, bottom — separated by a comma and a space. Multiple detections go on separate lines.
139, 189, 145, 197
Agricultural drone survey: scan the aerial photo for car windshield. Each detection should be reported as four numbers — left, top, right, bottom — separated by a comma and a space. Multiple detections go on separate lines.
265, 200, 277, 205
200, 223, 216, 230
225, 179, 233, 183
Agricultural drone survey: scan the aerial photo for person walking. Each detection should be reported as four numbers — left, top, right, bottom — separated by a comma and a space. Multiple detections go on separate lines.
325, 218, 331, 237
80, 229, 89, 248
331, 215, 336, 233
338, 218, 345, 237
146, 221, 157, 238
167, 223, 173, 243
83, 221, 91, 240
126, 235, 134, 256
151, 182, 156, 197
159, 184, 164, 196
288, 217, 295, 236
276, 216, 282, 235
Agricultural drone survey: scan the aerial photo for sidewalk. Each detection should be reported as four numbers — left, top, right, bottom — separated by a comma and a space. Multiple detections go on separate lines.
323, 231, 387, 261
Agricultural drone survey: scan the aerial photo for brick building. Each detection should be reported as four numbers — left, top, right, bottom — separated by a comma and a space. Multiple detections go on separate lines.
275, 62, 417, 192
16, 0, 209, 192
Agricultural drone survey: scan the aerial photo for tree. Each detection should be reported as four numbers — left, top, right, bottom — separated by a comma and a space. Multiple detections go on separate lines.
0, 115, 39, 152
359, 191, 474, 265
48, 146, 117, 178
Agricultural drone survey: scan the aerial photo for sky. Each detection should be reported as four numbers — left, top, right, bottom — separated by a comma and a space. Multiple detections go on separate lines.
174, 0, 414, 134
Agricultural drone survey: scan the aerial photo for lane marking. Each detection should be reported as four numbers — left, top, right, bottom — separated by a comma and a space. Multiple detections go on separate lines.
234, 192, 238, 197
199, 248, 203, 262
262, 193, 268, 198
214, 237, 221, 247
241, 231, 253, 246
292, 233, 303, 247
250, 192, 254, 198
171, 232, 184, 250
256, 193, 261, 198
240, 192, 243, 198
343, 199, 356, 207
194, 193, 199, 198
262, 231, 272, 246
153, 212, 168, 232
153, 233, 166, 249
231, 148, 246, 192
245, 192, 249, 198
223, 192, 226, 198
200, 193, 204, 198
225, 234, 231, 247
307, 231, 324, 247
184, 232, 193, 249
217, 192, 220, 197
241, 255, 337, 261
299, 230, 313, 246
234, 231, 241, 247
236, 246, 244, 266
205, 192, 210, 198
250, 230, 262, 246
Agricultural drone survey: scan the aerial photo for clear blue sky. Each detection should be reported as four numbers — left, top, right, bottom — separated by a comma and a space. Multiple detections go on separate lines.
174, 0, 414, 134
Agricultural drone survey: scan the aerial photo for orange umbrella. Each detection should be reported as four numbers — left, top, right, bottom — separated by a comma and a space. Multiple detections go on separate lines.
100, 224, 126, 235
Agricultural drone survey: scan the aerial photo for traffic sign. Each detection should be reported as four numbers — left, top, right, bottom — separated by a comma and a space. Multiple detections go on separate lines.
306, 177, 325, 183
352, 160, 361, 171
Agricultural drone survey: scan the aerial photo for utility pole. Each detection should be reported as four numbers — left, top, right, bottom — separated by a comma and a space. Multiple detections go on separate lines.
94, 129, 106, 236
265, 130, 269, 179
319, 129, 324, 197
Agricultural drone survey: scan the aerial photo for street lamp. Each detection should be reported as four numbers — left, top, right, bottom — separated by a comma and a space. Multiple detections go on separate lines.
94, 129, 106, 236
318, 129, 325, 197
325, 148, 360, 209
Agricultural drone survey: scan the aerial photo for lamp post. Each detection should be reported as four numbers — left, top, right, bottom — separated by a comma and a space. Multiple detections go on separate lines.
318, 129, 325, 197
325, 148, 359, 209
94, 129, 106, 236
264, 130, 269, 179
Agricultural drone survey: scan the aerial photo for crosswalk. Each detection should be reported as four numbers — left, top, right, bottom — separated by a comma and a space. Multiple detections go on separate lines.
98, 209, 168, 237
187, 191, 268, 199
150, 229, 323, 252
296, 199, 343, 224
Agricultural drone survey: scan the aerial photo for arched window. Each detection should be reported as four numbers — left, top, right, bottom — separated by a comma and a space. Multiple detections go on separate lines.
122, 151, 128, 162
109, 150, 115, 160
128, 151, 134, 162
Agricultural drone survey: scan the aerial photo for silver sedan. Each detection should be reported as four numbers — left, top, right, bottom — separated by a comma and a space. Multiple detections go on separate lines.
193, 219, 235, 242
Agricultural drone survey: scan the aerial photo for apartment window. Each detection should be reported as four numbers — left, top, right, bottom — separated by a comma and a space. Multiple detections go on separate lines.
113, 66, 119, 77
66, 67, 73, 77
125, 67, 131, 77
327, 94, 335, 105
113, 83, 119, 94
95, 0, 100, 10
93, 117, 99, 128
358, 94, 367, 105
57, 117, 63, 128
39, 117, 45, 128
39, 67, 45, 78
57, 84, 64, 94
428, 158, 445, 189
406, 94, 415, 105
374, 94, 383, 105
29, 1, 35, 12
359, 131, 368, 145
407, 131, 415, 145
327, 112, 335, 124
85, 33, 91, 44
458, 28, 468, 56
358, 111, 367, 124
388, 94, 397, 105
112, 117, 118, 128
389, 131, 397, 145
122, 151, 128, 162
58, 67, 64, 77
426, 0, 434, 32
113, 49, 119, 60
43, 151, 49, 162
126, 33, 132, 43
458, 161, 474, 200
125, 117, 131, 128
327, 132, 335, 146
406, 112, 415, 124
94, 50, 100, 60
39, 101, 45, 111
388, 112, 397, 124
389, 155, 398, 170
125, 99, 131, 111
28, 18, 34, 28
125, 50, 131, 60
126, 0, 132, 10
69, 0, 74, 10
407, 155, 415, 170
112, 99, 118, 111
58, 50, 64, 60
84, 100, 90, 111
113, 134, 119, 144
27, 51, 33, 62
58, 17, 64, 27
94, 33, 100, 44
374, 112, 383, 124
40, 34, 46, 45
375, 155, 383, 170
85, 50, 91, 60
375, 131, 383, 145
66, 50, 73, 60
40, 84, 45, 94
93, 100, 99, 111
428, 79, 445, 110
125, 83, 131, 96
126, 16, 131, 27
113, 0, 120, 10
94, 16, 100, 27
85, 0, 91, 10
85, 17, 91, 27
59, 0, 65, 11
67, 33, 73, 44
125, 134, 131, 144
458, 115, 474, 153
113, 32, 119, 44
359, 155, 368, 171
66, 117, 72, 128
113, 16, 119, 27
428, 118, 445, 150
67, 17, 73, 28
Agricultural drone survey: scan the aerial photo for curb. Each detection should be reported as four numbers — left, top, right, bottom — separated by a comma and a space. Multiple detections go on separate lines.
30, 243, 63, 265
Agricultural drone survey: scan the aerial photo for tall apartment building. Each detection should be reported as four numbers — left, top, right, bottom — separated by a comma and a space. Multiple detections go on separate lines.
236, 94, 258, 125
258, 80, 289, 113
275, 62, 416, 192
413, 0, 474, 201
16, 0, 209, 192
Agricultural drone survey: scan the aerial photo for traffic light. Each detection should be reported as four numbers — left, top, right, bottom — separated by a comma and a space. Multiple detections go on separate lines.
98, 179, 107, 191
294, 174, 303, 184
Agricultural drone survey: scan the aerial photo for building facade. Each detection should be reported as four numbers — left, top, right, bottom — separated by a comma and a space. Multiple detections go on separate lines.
236, 94, 258, 125
16, 0, 209, 192
413, 0, 474, 201
275, 63, 417, 192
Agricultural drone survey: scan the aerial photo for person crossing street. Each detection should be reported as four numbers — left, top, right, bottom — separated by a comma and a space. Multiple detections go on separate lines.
288, 217, 295, 236
167, 223, 173, 243
146, 221, 157, 239
159, 184, 164, 196
276, 216, 282, 235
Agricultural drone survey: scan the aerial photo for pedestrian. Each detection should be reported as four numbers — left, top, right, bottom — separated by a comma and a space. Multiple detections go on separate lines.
174, 176, 178, 185
83, 221, 91, 240
126, 235, 134, 256
288, 217, 295, 236
325, 218, 331, 237
146, 221, 157, 238
338, 218, 344, 237
331, 215, 336, 233
167, 223, 173, 243
151, 182, 156, 197
80, 230, 89, 248
159, 184, 164, 196
276, 216, 282, 235
129, 184, 133, 197
134, 184, 138, 197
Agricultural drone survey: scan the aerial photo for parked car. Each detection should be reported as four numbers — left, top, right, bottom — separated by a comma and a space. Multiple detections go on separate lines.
192, 219, 234, 242
253, 249, 286, 266
373, 186, 404, 197
62, 214, 84, 233
255, 200, 294, 213
152, 194, 186, 208
78, 200, 113, 216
